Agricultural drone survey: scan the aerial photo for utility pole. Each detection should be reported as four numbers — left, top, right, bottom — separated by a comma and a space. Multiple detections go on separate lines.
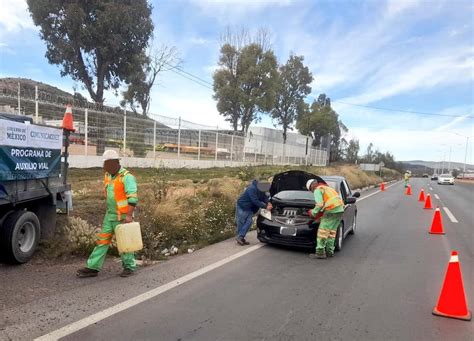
448, 147, 452, 173
463, 137, 469, 177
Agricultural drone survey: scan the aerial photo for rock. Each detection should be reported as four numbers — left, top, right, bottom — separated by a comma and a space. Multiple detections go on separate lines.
187, 248, 194, 254
165, 253, 171, 257
161, 248, 169, 255
170, 246, 179, 255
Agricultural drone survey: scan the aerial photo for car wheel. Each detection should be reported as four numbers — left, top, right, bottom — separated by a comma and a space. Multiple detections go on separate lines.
0, 210, 40, 264
335, 223, 343, 252
349, 214, 356, 235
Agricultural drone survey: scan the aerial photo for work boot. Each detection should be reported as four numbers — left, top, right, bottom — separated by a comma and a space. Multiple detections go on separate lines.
76, 268, 99, 278
326, 252, 334, 258
236, 237, 245, 246
242, 238, 250, 245
309, 253, 327, 259
120, 268, 135, 277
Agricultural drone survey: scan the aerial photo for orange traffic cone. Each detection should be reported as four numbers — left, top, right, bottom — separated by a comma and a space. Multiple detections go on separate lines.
405, 185, 412, 195
418, 189, 425, 202
429, 207, 445, 234
380, 182, 385, 191
424, 194, 433, 209
61, 104, 75, 132
433, 251, 471, 321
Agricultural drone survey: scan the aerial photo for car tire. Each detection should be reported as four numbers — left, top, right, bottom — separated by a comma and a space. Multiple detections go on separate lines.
349, 214, 357, 235
335, 223, 343, 252
0, 210, 40, 264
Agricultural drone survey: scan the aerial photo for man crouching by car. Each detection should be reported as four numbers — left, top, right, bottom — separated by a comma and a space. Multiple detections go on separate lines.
306, 179, 344, 259
235, 179, 272, 245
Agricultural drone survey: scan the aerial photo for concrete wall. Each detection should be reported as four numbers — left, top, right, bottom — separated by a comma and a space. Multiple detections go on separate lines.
68, 155, 265, 169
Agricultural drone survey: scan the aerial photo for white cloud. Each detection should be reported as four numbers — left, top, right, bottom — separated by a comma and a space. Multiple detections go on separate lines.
386, 0, 421, 17
0, 0, 35, 32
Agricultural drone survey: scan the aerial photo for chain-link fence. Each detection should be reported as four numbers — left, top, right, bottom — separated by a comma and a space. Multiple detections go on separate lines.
0, 84, 328, 167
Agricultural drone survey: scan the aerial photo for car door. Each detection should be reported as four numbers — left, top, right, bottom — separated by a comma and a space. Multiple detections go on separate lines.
340, 180, 355, 232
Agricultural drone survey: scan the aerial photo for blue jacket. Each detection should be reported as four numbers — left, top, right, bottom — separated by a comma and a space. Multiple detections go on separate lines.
237, 180, 269, 213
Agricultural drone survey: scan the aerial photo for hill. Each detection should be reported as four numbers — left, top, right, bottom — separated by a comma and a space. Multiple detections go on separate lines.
0, 77, 75, 99
404, 160, 474, 171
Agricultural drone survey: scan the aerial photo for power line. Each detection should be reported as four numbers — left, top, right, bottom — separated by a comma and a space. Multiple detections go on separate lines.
333, 101, 474, 119
168, 65, 473, 119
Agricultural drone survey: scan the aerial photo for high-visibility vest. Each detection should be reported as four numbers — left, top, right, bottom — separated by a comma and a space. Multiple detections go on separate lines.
319, 185, 344, 211
104, 170, 131, 217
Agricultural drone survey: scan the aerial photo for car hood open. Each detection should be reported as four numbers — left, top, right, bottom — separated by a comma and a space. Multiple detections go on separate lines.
269, 170, 326, 197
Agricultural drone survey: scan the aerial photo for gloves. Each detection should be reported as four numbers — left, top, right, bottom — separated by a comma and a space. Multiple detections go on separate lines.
307, 209, 314, 217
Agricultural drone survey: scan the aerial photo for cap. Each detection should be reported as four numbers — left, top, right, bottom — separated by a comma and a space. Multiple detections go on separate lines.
102, 150, 121, 161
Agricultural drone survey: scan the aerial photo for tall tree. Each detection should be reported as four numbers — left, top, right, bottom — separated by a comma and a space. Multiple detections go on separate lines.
296, 94, 341, 145
122, 45, 181, 116
27, 0, 153, 104
363, 143, 375, 163
213, 29, 278, 133
271, 55, 313, 143
345, 139, 360, 163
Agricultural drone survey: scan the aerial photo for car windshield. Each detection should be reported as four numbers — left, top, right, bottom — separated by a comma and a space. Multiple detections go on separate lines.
440, 174, 452, 177
273, 190, 315, 201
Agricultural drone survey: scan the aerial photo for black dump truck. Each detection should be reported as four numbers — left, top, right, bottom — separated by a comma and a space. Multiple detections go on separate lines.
0, 113, 72, 264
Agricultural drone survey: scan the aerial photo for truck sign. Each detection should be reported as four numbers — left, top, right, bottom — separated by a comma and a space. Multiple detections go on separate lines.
0, 118, 63, 181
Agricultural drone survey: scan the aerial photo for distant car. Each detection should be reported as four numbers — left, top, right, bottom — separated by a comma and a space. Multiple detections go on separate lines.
431, 175, 438, 181
256, 171, 360, 251
422, 174, 429, 178
437, 174, 454, 185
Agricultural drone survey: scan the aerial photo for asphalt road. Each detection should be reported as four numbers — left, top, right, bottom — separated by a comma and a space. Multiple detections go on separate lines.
2, 179, 473, 340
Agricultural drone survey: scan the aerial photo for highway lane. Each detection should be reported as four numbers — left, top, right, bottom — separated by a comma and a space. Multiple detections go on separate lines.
58, 179, 473, 341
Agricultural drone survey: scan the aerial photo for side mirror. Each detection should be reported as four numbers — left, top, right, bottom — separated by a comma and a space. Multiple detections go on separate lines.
353, 192, 361, 198
346, 197, 357, 204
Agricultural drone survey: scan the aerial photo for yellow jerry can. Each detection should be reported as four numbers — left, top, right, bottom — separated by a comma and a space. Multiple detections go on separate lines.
115, 222, 143, 254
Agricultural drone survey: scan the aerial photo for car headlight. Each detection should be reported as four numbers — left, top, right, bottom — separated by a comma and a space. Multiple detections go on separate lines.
259, 209, 272, 220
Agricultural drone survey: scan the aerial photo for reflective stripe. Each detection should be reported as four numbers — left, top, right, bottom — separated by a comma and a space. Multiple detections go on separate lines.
127, 193, 138, 198
329, 230, 337, 238
97, 233, 113, 239
96, 239, 111, 245
317, 228, 330, 239
116, 200, 128, 208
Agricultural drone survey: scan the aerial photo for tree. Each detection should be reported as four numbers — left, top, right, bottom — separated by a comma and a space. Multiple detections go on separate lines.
363, 143, 375, 163
27, 0, 154, 104
271, 55, 313, 143
345, 139, 360, 163
213, 29, 278, 133
122, 45, 181, 116
296, 94, 341, 147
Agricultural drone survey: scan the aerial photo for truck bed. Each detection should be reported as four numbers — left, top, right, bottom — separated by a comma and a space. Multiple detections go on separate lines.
0, 177, 70, 206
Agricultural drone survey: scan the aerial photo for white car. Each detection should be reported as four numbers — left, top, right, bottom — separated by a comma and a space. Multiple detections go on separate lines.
437, 174, 455, 185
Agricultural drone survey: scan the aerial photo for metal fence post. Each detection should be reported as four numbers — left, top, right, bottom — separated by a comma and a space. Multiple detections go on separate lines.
215, 126, 218, 161
230, 133, 234, 162
17, 82, 20, 115
153, 120, 157, 160
35, 86, 39, 123
177, 117, 181, 159
84, 108, 88, 156
198, 129, 201, 161
123, 108, 127, 154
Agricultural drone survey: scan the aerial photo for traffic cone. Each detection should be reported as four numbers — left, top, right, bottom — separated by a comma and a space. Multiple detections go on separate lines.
61, 104, 75, 132
432, 251, 471, 321
418, 189, 425, 202
405, 185, 412, 195
424, 194, 433, 209
380, 182, 385, 191
429, 207, 445, 235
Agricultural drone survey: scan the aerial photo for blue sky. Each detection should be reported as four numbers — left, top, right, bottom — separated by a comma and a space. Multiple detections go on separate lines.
0, 0, 473, 163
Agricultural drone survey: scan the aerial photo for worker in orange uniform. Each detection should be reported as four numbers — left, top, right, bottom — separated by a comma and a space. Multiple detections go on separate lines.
306, 179, 344, 259
77, 150, 138, 278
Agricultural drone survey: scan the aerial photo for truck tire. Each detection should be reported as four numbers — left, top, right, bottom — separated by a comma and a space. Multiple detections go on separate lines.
0, 210, 40, 264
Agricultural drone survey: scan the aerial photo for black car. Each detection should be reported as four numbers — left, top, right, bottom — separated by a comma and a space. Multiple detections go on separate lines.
257, 170, 360, 251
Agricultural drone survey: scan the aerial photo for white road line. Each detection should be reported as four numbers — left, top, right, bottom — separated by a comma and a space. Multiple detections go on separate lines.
434, 194, 440, 200
358, 181, 400, 202
35, 244, 264, 341
443, 207, 459, 223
